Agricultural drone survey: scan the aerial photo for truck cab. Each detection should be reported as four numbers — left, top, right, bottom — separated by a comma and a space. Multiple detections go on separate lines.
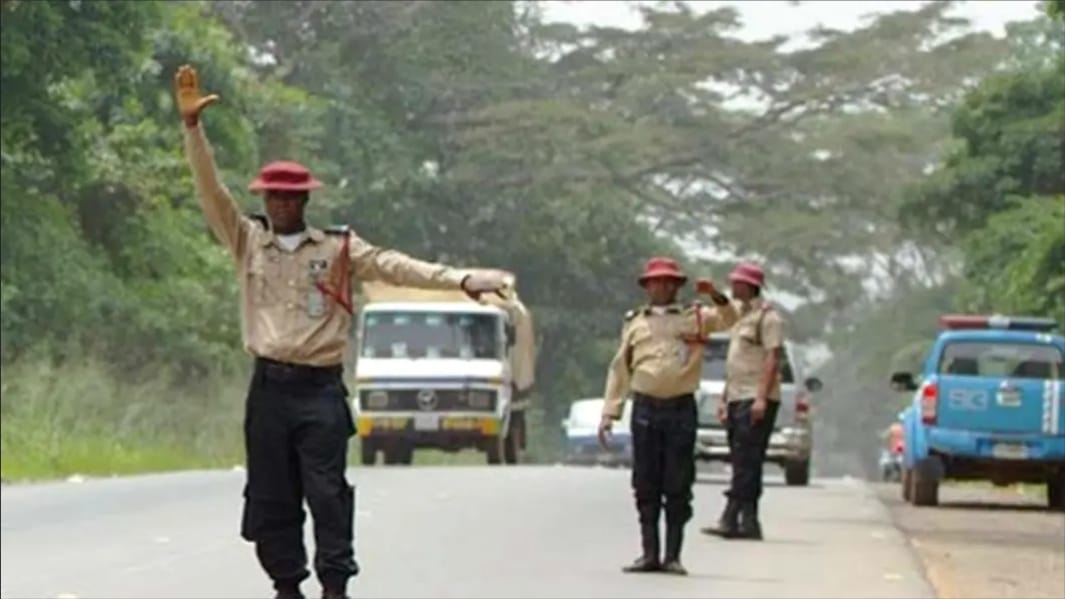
352, 278, 535, 466
890, 314, 1065, 509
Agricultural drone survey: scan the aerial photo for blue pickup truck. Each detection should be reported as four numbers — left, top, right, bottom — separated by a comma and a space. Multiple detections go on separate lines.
890, 314, 1064, 510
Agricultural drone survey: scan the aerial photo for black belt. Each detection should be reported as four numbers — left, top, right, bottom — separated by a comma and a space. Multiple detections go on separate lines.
633, 392, 695, 410
255, 357, 342, 384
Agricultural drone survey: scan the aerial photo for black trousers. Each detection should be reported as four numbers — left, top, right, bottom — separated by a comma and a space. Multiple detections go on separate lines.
630, 393, 698, 538
241, 358, 359, 591
725, 398, 781, 502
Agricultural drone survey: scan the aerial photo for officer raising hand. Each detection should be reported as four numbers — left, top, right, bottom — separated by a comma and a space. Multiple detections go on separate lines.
175, 64, 508, 599
599, 257, 738, 576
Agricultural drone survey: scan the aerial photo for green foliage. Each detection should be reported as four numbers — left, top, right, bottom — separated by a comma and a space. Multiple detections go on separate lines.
1, 0, 1053, 477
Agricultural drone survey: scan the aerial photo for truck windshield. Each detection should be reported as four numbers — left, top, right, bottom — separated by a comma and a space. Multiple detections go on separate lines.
938, 341, 1063, 380
361, 311, 501, 359
701, 338, 795, 383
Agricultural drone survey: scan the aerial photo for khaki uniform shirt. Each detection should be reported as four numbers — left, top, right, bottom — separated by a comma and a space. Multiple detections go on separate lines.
602, 301, 739, 419
183, 126, 466, 367
725, 298, 786, 402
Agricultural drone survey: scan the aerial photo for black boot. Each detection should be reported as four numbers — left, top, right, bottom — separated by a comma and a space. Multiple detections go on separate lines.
622, 524, 661, 573
736, 500, 763, 540
700, 497, 740, 538
661, 523, 688, 576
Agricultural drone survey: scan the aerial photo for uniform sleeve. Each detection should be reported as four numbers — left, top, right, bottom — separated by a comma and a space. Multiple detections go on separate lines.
347, 233, 467, 290
761, 311, 785, 350
183, 125, 252, 260
602, 323, 633, 420
699, 300, 739, 335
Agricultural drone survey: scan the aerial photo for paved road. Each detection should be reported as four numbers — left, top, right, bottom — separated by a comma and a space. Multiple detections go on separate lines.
877, 482, 1065, 599
1, 466, 933, 599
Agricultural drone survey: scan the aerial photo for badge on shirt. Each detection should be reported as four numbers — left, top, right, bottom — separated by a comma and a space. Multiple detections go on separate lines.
306, 260, 329, 318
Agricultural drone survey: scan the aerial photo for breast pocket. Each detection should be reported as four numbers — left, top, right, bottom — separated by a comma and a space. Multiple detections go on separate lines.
246, 253, 278, 306
735, 321, 759, 346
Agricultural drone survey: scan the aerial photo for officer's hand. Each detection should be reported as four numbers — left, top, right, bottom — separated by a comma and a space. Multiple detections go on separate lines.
174, 65, 219, 126
751, 399, 767, 424
462, 269, 510, 301
717, 402, 728, 425
695, 278, 718, 296
597, 415, 614, 450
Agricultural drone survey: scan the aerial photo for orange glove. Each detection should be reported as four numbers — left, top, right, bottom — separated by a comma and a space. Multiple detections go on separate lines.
173, 64, 219, 127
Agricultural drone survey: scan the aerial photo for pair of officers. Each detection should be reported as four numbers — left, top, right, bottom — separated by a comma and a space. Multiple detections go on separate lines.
598, 257, 785, 576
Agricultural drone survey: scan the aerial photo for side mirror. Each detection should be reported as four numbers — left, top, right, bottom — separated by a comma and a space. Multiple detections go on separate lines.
804, 377, 823, 392
890, 372, 918, 392
560, 418, 570, 431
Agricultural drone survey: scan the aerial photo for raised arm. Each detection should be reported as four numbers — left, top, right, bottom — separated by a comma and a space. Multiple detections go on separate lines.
175, 64, 250, 260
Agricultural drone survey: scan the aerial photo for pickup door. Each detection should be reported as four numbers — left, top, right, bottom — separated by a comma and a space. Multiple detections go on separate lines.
933, 340, 1064, 435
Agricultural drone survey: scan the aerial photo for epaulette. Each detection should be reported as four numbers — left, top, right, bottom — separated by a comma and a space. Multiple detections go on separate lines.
324, 225, 351, 236
246, 213, 269, 229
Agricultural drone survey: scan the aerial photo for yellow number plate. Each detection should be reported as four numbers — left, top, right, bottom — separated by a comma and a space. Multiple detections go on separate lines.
441, 417, 481, 431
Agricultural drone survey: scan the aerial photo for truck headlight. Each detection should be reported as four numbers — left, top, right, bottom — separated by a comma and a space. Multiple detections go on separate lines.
467, 390, 492, 409
367, 390, 389, 409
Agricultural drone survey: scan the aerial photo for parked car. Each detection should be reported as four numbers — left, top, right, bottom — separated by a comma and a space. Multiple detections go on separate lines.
693, 333, 823, 486
891, 314, 1065, 510
561, 398, 633, 468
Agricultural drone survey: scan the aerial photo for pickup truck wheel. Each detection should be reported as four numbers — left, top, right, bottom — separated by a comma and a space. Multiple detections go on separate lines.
359, 439, 378, 466
784, 460, 810, 486
911, 460, 940, 507
1047, 473, 1065, 511
901, 468, 913, 502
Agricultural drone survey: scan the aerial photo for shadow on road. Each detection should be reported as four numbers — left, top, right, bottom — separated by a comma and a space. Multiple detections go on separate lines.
932, 501, 1053, 514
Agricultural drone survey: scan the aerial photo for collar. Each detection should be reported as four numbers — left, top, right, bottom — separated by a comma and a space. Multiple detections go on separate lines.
643, 303, 684, 315
260, 226, 326, 248
741, 297, 765, 314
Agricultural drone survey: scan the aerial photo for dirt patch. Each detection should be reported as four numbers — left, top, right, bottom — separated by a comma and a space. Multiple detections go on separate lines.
877, 483, 1065, 599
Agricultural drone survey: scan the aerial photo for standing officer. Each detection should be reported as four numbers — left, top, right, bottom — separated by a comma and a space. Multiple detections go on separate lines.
598, 257, 737, 575
174, 65, 509, 599
702, 262, 785, 541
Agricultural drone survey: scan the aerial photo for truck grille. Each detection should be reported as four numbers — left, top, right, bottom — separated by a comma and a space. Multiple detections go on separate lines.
359, 388, 497, 412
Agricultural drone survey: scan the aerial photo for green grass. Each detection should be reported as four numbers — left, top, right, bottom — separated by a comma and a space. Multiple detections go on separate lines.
1, 357, 246, 482
1, 357, 559, 482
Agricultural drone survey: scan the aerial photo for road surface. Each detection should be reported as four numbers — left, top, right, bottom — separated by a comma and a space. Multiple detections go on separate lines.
877, 482, 1065, 599
2, 467, 933, 599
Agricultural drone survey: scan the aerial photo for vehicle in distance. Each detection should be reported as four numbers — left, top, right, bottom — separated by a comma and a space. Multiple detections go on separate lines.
694, 332, 823, 486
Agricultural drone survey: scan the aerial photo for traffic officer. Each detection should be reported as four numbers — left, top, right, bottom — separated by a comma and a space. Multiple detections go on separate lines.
598, 257, 737, 575
174, 65, 509, 599
702, 262, 785, 541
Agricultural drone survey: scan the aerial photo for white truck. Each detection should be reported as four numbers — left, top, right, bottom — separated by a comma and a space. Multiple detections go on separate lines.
351, 274, 535, 466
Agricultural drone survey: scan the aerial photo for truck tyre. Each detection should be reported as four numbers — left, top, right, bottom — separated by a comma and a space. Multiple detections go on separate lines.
1047, 473, 1065, 511
901, 468, 913, 502
911, 459, 940, 507
784, 460, 810, 486
485, 435, 503, 465
360, 438, 378, 466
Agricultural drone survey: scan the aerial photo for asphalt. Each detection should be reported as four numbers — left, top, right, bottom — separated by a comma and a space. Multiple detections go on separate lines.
1, 466, 934, 599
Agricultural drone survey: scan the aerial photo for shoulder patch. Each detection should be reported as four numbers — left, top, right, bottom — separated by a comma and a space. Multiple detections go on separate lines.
324, 225, 351, 236
246, 213, 268, 229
